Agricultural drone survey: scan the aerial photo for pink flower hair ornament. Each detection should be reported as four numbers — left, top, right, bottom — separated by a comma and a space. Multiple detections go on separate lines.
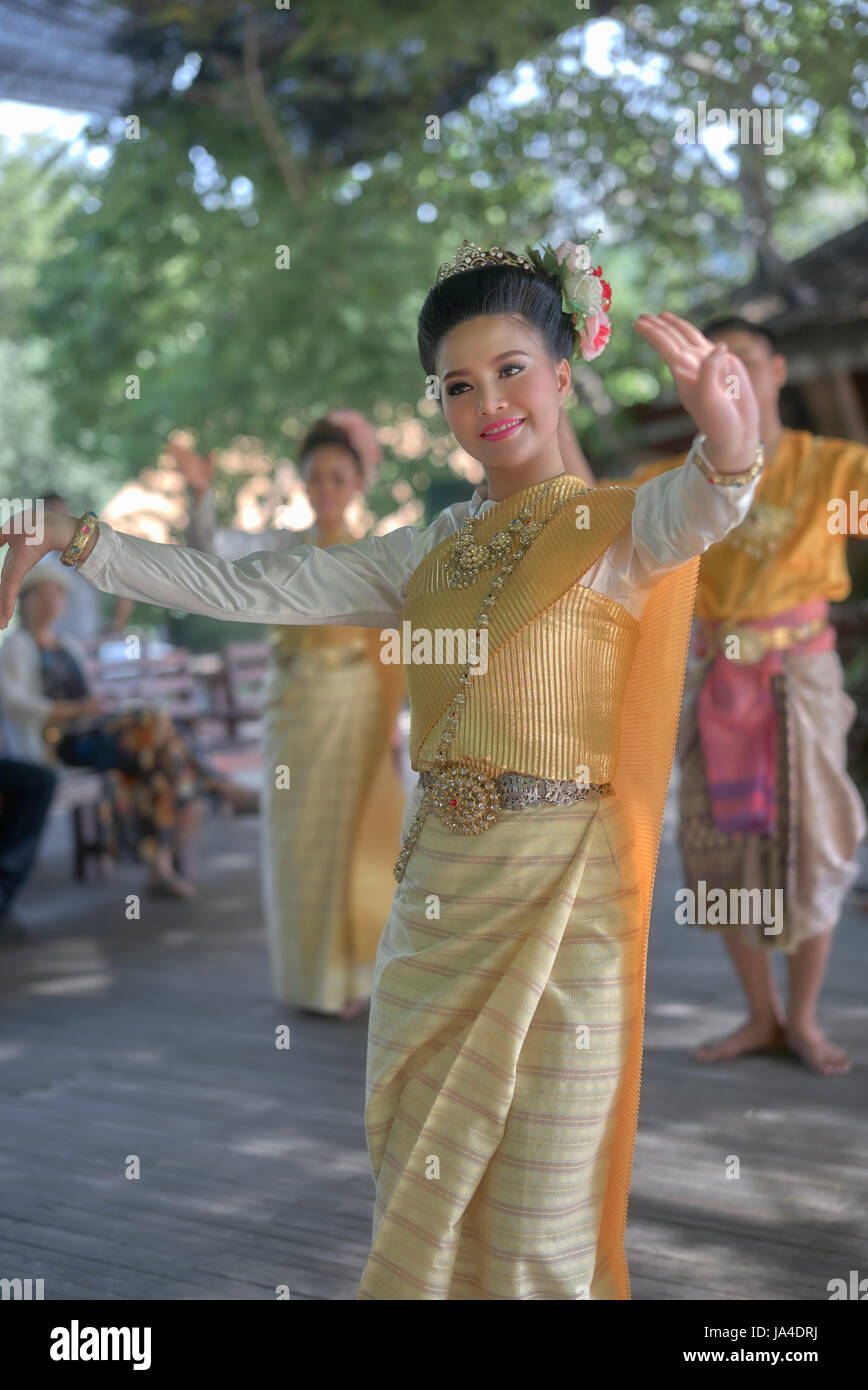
524, 230, 612, 363
324, 409, 383, 488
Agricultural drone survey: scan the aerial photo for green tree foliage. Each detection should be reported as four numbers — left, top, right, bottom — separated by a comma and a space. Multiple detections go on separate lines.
0, 137, 97, 501
16, 0, 868, 509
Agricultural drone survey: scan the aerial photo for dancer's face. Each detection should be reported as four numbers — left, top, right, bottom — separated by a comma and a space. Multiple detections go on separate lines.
436, 315, 571, 489
303, 445, 361, 528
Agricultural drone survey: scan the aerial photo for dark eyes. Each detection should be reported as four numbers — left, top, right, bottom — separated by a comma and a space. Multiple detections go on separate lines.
446, 363, 525, 397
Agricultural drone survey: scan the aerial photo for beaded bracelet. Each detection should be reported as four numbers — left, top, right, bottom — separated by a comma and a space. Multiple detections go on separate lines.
60, 510, 99, 567
690, 433, 765, 486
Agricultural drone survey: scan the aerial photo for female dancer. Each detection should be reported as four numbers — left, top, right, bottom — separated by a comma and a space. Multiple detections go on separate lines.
1, 237, 765, 1298
169, 416, 407, 1018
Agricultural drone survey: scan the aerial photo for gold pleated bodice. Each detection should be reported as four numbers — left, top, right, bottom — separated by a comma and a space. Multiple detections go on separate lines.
401, 476, 640, 781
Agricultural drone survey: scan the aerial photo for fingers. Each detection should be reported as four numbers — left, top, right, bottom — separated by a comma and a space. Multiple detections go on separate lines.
0, 545, 12, 610
635, 313, 760, 441
634, 314, 687, 361
634, 314, 703, 378
0, 563, 16, 628
635, 312, 716, 363
634, 313, 701, 361
0, 538, 37, 628
0, 573, 20, 628
658, 311, 716, 353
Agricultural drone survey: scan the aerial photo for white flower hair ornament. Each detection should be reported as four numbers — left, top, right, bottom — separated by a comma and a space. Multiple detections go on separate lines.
524, 231, 612, 362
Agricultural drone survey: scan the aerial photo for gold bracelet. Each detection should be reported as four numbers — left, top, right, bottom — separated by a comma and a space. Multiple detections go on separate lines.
690, 433, 765, 486
60, 510, 99, 567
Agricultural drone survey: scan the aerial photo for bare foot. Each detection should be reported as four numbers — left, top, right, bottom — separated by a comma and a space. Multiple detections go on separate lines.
146, 872, 196, 900
785, 1025, 852, 1076
693, 1016, 787, 1063
338, 998, 369, 1020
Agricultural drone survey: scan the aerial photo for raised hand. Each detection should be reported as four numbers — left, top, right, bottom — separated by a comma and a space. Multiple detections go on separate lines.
166, 436, 217, 496
633, 311, 761, 471
0, 509, 76, 629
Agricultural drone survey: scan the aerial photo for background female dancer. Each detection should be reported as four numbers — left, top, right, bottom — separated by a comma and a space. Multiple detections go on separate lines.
168, 415, 406, 1017
0, 238, 765, 1298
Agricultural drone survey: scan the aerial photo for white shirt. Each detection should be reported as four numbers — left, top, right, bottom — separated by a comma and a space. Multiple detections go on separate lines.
0, 629, 90, 765
77, 459, 759, 628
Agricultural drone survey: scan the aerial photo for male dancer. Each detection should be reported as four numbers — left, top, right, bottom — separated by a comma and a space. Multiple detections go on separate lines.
627, 318, 868, 1075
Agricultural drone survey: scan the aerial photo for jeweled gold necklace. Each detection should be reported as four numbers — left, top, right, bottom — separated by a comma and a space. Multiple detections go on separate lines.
445, 473, 563, 590
394, 472, 589, 883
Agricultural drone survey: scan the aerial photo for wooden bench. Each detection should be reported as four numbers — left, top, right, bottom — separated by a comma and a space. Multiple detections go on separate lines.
90, 649, 205, 733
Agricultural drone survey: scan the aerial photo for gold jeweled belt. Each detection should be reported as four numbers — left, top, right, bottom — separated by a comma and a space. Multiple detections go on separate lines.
697, 615, 829, 666
419, 765, 612, 834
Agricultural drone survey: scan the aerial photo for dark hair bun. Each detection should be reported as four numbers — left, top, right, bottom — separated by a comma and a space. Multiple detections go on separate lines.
417, 263, 575, 379
299, 418, 363, 474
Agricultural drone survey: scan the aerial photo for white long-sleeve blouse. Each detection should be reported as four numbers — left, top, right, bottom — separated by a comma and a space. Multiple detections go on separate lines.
76, 457, 759, 628
0, 628, 91, 765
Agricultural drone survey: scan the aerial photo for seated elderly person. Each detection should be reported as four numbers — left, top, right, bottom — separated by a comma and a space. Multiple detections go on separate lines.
0, 566, 250, 898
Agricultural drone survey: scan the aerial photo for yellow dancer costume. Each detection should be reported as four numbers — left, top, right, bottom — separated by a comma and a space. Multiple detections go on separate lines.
56, 238, 764, 1299
359, 476, 699, 1299
187, 498, 407, 1013
630, 429, 868, 623
628, 429, 868, 953
262, 528, 406, 1013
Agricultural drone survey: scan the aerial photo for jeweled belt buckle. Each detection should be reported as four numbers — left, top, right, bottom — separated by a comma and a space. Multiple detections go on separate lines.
427, 761, 500, 835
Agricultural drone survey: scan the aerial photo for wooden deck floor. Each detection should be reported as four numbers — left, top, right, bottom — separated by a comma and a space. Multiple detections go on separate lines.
1, 769, 866, 1301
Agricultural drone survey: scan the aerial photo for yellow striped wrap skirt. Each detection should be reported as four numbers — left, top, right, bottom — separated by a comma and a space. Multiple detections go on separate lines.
358, 780, 642, 1300
261, 644, 405, 1014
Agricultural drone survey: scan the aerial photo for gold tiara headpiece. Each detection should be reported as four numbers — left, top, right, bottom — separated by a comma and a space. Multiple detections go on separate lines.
434, 241, 535, 285
431, 231, 612, 362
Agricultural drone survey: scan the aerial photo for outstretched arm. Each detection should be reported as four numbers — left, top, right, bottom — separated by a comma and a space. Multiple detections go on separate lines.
0, 511, 419, 631
186, 487, 297, 559
171, 439, 297, 559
